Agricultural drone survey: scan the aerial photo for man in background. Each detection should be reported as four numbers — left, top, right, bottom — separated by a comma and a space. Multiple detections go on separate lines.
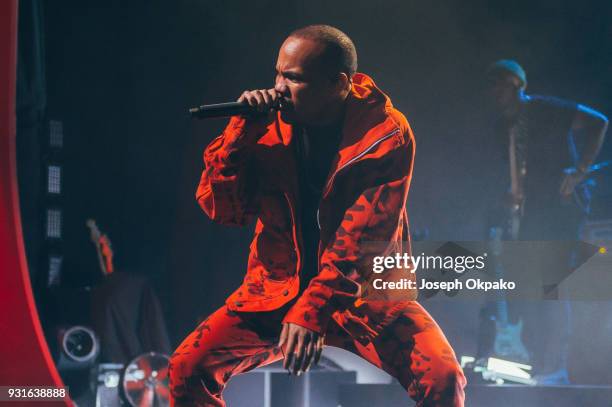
480, 59, 608, 383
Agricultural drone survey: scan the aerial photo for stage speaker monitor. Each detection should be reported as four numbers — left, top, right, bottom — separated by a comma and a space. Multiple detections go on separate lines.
56, 325, 99, 371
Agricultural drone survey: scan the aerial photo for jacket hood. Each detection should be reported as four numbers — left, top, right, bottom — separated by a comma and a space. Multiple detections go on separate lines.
336, 73, 402, 167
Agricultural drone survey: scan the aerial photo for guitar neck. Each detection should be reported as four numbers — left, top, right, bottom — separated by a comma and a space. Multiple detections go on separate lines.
86, 219, 113, 276
495, 291, 509, 325
490, 227, 510, 325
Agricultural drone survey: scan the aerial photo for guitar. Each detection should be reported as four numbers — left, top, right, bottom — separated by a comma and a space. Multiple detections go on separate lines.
86, 219, 114, 276
488, 226, 530, 363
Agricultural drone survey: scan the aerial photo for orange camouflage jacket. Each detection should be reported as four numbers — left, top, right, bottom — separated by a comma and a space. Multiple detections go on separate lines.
196, 73, 417, 341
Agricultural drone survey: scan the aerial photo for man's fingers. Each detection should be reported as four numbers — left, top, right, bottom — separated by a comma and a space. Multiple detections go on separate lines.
242, 91, 256, 106
244, 93, 257, 107
260, 89, 272, 106
314, 336, 325, 365
259, 89, 280, 111
238, 90, 260, 107
267, 89, 280, 109
267, 89, 279, 103
251, 90, 264, 110
302, 340, 317, 372
237, 89, 279, 115
279, 324, 322, 375
283, 328, 296, 371
278, 324, 288, 348
292, 335, 307, 376
560, 174, 579, 197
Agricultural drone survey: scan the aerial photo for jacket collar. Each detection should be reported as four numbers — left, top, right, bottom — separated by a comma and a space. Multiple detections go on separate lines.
272, 73, 399, 165
335, 73, 399, 170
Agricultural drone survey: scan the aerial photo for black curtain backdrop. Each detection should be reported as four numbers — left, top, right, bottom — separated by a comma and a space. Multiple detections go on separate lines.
17, 0, 46, 287
38, 0, 611, 380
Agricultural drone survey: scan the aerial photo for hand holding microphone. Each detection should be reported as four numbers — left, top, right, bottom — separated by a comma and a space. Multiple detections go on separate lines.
238, 88, 280, 112
189, 88, 286, 120
236, 88, 282, 124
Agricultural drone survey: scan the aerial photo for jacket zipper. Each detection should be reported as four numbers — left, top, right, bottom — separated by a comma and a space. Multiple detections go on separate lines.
317, 127, 401, 228
322, 127, 401, 197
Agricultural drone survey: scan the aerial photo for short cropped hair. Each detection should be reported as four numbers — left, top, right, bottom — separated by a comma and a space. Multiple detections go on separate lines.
289, 24, 358, 78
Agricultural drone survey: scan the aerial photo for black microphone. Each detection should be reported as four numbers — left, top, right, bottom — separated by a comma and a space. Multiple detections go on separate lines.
189, 100, 281, 119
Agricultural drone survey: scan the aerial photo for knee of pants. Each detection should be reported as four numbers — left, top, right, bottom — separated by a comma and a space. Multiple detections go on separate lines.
169, 346, 214, 388
427, 361, 466, 400
169, 349, 189, 387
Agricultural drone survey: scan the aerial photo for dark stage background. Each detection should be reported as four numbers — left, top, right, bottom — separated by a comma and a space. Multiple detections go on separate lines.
18, 0, 611, 384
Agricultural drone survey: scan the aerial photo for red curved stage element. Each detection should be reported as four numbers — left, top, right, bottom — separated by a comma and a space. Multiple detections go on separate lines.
0, 1, 71, 404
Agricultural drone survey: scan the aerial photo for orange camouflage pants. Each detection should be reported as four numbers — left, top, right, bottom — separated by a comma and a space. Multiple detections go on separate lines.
169, 301, 465, 407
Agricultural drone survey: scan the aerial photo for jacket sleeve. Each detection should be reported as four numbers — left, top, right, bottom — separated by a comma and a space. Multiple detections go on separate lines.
282, 135, 414, 334
196, 116, 267, 225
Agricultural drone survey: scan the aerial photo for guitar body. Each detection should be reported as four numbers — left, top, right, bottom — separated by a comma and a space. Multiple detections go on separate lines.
494, 318, 529, 363
486, 226, 531, 364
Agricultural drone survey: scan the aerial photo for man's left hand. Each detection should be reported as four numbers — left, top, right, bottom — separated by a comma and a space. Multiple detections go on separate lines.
278, 323, 324, 376
560, 170, 586, 199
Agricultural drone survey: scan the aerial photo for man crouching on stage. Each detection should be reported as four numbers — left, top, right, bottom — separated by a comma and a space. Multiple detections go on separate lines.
169, 25, 466, 406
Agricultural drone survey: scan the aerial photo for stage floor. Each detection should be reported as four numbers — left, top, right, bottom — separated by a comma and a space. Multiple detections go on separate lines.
224, 367, 612, 407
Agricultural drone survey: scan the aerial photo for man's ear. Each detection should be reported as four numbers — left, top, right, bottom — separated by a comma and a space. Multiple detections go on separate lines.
337, 72, 351, 94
